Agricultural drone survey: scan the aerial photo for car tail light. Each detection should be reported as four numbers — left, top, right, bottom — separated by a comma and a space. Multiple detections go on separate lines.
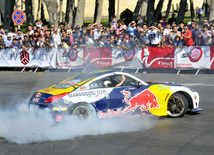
45, 93, 69, 103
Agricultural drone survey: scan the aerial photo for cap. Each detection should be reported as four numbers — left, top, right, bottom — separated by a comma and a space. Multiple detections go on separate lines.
187, 22, 192, 25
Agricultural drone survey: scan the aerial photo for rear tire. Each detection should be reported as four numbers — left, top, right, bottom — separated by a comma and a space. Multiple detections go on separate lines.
68, 103, 96, 120
167, 93, 189, 118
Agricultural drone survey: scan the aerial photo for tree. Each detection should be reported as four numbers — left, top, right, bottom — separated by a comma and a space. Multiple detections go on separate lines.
205, 0, 211, 19
43, 0, 59, 27
94, 0, 103, 24
146, 0, 155, 26
176, 0, 187, 24
189, 0, 195, 20
37, 0, 41, 20
65, 0, 74, 25
25, 0, 34, 26
108, 0, 115, 24
209, 0, 214, 21
132, 0, 144, 21
137, 0, 148, 26
4, 0, 15, 30
75, 0, 86, 27
154, 0, 165, 21
165, 0, 172, 21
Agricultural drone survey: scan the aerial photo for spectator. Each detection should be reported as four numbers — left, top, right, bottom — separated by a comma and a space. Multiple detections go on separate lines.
21, 35, 32, 49
35, 36, 44, 48
159, 16, 166, 28
5, 35, 13, 48
162, 23, 171, 48
110, 35, 116, 47
129, 36, 136, 48
174, 35, 184, 48
199, 25, 213, 46
148, 23, 160, 47
3, 30, 9, 42
78, 37, 85, 48
104, 36, 111, 47
94, 26, 102, 40
126, 21, 137, 38
42, 37, 53, 49
196, 6, 203, 23
110, 16, 117, 30
10, 38, 20, 49
96, 38, 104, 47
52, 28, 61, 48
168, 13, 177, 24
16, 30, 24, 41
66, 23, 72, 34
100, 30, 107, 42
84, 34, 94, 47
181, 25, 194, 46
73, 28, 82, 38
29, 35, 36, 47
36, 19, 43, 28
121, 37, 131, 50
169, 26, 178, 45
178, 22, 185, 33
71, 36, 79, 48
28, 25, 34, 35
114, 35, 121, 49
61, 39, 69, 53
194, 23, 202, 46
0, 35, 5, 49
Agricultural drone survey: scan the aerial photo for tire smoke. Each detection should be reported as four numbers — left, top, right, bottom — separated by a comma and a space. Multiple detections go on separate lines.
0, 102, 158, 144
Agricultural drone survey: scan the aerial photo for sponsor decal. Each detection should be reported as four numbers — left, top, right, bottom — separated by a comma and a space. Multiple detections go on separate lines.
63, 79, 81, 85
98, 109, 121, 118
158, 85, 171, 91
122, 89, 160, 113
68, 90, 106, 98
20, 50, 29, 65
124, 48, 135, 61
35, 92, 42, 98
32, 98, 39, 102
68, 48, 78, 61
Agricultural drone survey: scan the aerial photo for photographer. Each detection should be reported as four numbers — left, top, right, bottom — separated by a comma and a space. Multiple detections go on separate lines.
42, 37, 53, 49
199, 25, 213, 46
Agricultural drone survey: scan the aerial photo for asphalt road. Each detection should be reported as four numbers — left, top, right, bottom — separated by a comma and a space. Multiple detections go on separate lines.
0, 70, 214, 155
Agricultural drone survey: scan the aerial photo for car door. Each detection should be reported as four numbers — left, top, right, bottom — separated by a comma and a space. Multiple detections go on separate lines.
103, 74, 141, 111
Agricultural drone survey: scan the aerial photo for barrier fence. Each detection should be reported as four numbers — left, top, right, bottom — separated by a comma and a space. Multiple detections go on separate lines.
0, 46, 214, 74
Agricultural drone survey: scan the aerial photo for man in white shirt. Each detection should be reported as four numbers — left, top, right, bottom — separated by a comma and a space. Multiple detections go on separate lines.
148, 23, 160, 47
52, 28, 61, 48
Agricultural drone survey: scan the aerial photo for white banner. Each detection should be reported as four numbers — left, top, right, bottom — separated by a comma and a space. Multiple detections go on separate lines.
0, 48, 56, 68
174, 46, 211, 69
56, 48, 85, 69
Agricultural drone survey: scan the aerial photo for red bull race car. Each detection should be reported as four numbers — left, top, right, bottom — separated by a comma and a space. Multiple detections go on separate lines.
29, 70, 201, 121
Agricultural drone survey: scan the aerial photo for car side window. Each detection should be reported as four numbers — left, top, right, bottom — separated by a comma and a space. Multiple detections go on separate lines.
89, 80, 102, 89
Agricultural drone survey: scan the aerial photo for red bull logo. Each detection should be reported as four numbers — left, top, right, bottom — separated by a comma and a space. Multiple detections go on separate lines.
122, 89, 160, 113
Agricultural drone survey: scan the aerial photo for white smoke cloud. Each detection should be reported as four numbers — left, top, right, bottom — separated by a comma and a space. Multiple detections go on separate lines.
0, 101, 158, 144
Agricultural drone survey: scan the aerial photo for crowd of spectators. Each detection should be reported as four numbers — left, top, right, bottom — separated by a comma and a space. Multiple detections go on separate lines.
0, 12, 214, 52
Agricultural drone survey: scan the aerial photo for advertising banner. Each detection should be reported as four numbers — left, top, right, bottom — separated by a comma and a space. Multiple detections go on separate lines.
174, 46, 210, 69
0, 48, 56, 68
141, 47, 174, 69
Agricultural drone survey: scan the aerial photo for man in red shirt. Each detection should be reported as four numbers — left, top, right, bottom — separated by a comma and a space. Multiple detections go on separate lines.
181, 25, 194, 46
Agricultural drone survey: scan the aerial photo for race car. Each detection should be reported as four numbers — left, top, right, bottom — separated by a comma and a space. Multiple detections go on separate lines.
29, 70, 201, 121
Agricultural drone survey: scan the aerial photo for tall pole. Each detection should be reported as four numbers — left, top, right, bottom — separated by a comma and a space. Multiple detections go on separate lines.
117, 0, 120, 19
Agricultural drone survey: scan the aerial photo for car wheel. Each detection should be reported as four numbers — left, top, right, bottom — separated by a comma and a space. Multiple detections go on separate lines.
68, 103, 96, 120
167, 93, 189, 118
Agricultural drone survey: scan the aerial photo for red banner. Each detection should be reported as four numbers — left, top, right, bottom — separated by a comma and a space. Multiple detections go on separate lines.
210, 46, 214, 69
141, 47, 174, 69
84, 47, 112, 68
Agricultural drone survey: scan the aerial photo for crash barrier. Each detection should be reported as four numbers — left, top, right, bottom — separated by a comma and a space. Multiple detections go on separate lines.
0, 46, 214, 73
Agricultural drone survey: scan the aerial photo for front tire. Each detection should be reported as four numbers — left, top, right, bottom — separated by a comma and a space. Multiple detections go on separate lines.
167, 93, 189, 118
68, 103, 96, 120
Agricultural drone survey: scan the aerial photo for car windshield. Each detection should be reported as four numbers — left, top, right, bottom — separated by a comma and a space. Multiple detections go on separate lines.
53, 74, 94, 89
